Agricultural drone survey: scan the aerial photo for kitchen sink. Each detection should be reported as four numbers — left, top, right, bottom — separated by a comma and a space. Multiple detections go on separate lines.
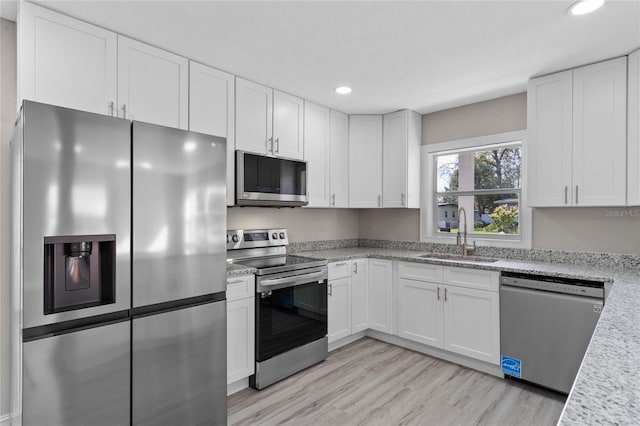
416, 253, 499, 263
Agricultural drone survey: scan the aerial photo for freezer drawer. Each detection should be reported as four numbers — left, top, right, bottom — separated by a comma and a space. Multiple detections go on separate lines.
22, 321, 130, 426
132, 301, 227, 425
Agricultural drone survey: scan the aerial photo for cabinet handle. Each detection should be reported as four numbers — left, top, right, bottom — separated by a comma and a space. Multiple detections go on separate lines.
109, 101, 115, 116
437, 287, 440, 301
328, 283, 333, 297
227, 279, 244, 285
575, 185, 579, 205
121, 104, 127, 119
378, 195, 381, 207
564, 186, 568, 205
331, 193, 336, 207
275, 138, 280, 154
401, 193, 406, 206
335, 262, 348, 267
444, 288, 448, 302
354, 262, 358, 274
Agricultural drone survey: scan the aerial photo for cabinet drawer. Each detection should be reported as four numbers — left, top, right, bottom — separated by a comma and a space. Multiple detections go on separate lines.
399, 262, 444, 283
226, 275, 255, 301
329, 261, 352, 279
443, 267, 499, 292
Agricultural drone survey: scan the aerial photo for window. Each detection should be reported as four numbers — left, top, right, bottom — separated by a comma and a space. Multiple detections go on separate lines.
421, 131, 530, 248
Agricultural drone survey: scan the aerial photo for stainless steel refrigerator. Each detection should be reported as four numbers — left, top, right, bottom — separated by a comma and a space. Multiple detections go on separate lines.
11, 101, 227, 425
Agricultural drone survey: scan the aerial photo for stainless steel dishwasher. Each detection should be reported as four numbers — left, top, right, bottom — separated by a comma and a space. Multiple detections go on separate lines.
500, 272, 605, 394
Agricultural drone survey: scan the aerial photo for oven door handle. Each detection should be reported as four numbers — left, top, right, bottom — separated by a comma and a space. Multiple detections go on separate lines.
259, 271, 327, 290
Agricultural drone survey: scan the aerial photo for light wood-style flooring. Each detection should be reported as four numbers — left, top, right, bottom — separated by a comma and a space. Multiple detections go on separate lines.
228, 337, 566, 426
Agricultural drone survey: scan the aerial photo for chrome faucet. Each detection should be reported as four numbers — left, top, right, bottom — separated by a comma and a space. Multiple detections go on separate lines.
456, 207, 476, 256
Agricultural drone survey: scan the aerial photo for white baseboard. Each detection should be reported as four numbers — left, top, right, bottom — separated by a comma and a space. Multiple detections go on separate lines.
328, 331, 366, 352
365, 330, 503, 378
0, 413, 14, 426
227, 378, 250, 396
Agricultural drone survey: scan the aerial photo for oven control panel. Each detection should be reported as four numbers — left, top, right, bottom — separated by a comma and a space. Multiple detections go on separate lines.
227, 228, 289, 250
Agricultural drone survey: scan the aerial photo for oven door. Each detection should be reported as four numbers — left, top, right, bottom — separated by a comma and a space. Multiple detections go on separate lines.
256, 267, 327, 362
236, 150, 308, 206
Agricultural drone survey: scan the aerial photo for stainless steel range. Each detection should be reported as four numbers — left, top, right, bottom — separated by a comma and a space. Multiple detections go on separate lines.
227, 229, 328, 389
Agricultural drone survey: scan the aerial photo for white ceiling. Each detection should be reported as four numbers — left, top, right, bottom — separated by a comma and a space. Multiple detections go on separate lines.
2, 0, 639, 114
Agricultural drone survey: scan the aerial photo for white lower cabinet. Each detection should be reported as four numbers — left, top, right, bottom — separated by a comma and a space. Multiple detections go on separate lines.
397, 262, 500, 365
226, 275, 255, 385
367, 259, 393, 333
328, 276, 351, 342
328, 259, 369, 343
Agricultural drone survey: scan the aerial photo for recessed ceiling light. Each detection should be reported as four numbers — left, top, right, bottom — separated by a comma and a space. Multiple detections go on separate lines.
569, 0, 605, 16
335, 86, 352, 95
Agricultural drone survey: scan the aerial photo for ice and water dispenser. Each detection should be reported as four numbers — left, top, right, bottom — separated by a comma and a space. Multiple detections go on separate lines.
43, 234, 116, 314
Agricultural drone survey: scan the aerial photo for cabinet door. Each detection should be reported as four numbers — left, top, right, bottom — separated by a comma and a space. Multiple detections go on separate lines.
629, 49, 640, 205
235, 78, 272, 155
18, 2, 117, 115
330, 110, 349, 208
367, 259, 393, 333
527, 70, 573, 207
328, 277, 351, 343
398, 278, 443, 348
304, 101, 331, 207
117, 36, 188, 129
443, 285, 500, 365
189, 62, 236, 206
349, 115, 383, 207
227, 297, 255, 384
573, 57, 628, 206
383, 110, 420, 208
273, 90, 304, 160
351, 259, 369, 334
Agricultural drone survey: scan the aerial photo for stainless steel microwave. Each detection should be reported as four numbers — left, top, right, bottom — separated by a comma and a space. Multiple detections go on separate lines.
236, 151, 308, 207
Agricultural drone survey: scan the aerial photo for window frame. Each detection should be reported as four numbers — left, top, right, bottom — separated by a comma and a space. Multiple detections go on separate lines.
420, 130, 531, 249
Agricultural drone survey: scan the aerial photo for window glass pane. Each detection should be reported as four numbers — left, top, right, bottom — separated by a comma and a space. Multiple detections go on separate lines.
436, 145, 521, 192
436, 194, 520, 235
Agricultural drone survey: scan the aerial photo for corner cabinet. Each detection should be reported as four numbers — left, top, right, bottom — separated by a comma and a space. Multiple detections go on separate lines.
527, 56, 628, 207
235, 78, 304, 160
382, 110, 422, 208
304, 102, 331, 207
397, 262, 500, 365
628, 49, 640, 205
349, 115, 383, 207
18, 2, 117, 115
189, 62, 235, 206
226, 275, 255, 385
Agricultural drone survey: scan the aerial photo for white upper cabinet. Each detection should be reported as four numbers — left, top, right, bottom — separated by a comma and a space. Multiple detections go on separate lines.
527, 56, 627, 207
330, 110, 349, 208
304, 101, 331, 207
628, 49, 640, 206
189, 62, 235, 206
572, 57, 627, 206
527, 70, 573, 207
349, 115, 383, 208
235, 78, 303, 159
382, 110, 422, 208
18, 2, 117, 115
273, 90, 304, 159
117, 36, 189, 129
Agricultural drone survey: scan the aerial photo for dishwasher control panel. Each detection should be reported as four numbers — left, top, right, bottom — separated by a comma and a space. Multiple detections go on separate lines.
500, 273, 604, 299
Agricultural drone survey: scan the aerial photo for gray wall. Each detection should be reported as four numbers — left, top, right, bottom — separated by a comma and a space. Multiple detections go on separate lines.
0, 18, 16, 418
228, 207, 359, 242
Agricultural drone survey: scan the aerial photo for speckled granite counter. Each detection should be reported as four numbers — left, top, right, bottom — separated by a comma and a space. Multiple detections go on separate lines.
226, 262, 255, 277
292, 246, 640, 425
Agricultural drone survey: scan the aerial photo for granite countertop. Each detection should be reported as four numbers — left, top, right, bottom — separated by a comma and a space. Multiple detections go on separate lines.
291, 246, 640, 425
226, 262, 256, 277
